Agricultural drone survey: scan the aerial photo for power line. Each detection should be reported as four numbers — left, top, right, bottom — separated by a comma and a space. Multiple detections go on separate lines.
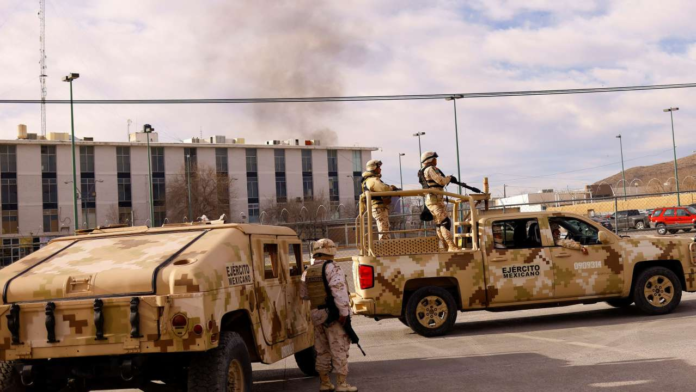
2, 82, 696, 104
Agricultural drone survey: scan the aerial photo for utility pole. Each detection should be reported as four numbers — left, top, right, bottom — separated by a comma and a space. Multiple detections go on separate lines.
413, 132, 426, 164
62, 73, 79, 233
144, 124, 155, 226
664, 107, 681, 205
186, 154, 193, 221
616, 134, 627, 201
39, 0, 47, 137
445, 95, 464, 194
398, 153, 405, 189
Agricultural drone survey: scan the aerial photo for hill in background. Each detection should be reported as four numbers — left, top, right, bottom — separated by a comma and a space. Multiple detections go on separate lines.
594, 154, 696, 194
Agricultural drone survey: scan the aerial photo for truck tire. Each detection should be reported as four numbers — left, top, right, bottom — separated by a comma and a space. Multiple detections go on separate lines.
668, 229, 679, 234
656, 224, 667, 235
188, 331, 252, 392
605, 298, 633, 308
405, 286, 457, 337
294, 346, 318, 377
0, 361, 22, 392
633, 267, 682, 316
635, 221, 645, 230
682, 228, 692, 233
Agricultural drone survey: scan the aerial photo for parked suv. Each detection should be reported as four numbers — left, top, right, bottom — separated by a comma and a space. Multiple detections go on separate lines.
650, 206, 696, 235
607, 209, 648, 230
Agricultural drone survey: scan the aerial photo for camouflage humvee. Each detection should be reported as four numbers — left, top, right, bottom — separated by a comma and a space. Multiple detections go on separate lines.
0, 223, 315, 391
352, 188, 696, 337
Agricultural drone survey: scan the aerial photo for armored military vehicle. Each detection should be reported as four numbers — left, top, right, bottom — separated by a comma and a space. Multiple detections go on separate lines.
351, 188, 696, 337
0, 223, 316, 391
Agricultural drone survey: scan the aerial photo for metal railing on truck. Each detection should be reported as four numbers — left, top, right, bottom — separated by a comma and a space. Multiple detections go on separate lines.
357, 188, 491, 257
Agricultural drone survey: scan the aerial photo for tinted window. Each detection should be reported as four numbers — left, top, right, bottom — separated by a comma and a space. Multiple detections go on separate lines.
653, 209, 663, 217
491, 218, 540, 250
663, 209, 675, 217
288, 244, 303, 277
677, 209, 689, 217
550, 217, 600, 245
688, 207, 696, 215
263, 244, 279, 279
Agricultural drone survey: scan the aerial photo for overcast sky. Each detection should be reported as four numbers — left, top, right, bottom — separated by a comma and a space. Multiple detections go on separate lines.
1, 0, 696, 197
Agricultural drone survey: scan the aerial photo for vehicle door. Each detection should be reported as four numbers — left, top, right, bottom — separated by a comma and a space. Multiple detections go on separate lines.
615, 211, 628, 230
280, 237, 310, 338
662, 208, 676, 226
548, 216, 623, 298
676, 208, 690, 226
485, 217, 555, 305
251, 235, 287, 345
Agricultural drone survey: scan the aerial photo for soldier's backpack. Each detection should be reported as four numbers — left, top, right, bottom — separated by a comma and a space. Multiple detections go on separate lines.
417, 168, 434, 221
417, 168, 429, 189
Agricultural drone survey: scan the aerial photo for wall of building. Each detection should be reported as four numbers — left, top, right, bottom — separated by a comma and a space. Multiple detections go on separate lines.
16, 145, 41, 235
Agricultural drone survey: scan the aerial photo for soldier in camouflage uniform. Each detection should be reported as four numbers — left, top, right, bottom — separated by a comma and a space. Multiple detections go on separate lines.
420, 151, 458, 251
362, 159, 399, 240
551, 222, 588, 255
300, 239, 358, 392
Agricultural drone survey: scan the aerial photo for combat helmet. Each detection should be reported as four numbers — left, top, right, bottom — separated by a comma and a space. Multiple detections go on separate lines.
366, 159, 383, 171
421, 151, 438, 166
312, 238, 337, 258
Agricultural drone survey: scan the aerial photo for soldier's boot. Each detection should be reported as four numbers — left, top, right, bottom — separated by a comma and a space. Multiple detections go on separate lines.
336, 375, 358, 392
319, 373, 335, 391
441, 227, 458, 252
435, 227, 445, 249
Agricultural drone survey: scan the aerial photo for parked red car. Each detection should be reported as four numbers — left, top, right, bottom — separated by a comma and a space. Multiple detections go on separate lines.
649, 206, 696, 235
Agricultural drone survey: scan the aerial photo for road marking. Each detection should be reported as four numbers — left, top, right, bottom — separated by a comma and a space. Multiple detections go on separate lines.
253, 376, 313, 384
589, 380, 653, 388
506, 333, 650, 358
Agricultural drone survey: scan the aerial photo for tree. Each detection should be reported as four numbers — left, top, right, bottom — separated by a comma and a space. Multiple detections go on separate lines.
166, 163, 234, 222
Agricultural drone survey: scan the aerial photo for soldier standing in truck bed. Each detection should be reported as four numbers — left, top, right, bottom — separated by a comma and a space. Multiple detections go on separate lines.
419, 151, 458, 252
362, 159, 399, 240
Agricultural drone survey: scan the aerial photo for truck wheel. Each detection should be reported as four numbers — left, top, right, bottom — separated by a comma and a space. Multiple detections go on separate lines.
605, 298, 633, 308
682, 228, 692, 233
656, 224, 667, 235
668, 229, 679, 234
405, 286, 457, 337
633, 267, 682, 316
188, 331, 252, 392
0, 361, 22, 392
294, 346, 318, 377
635, 221, 645, 230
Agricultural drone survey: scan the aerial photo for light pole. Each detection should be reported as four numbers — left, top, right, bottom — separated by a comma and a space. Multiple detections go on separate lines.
186, 154, 193, 221
398, 153, 405, 189
446, 95, 464, 194
616, 134, 627, 200
412, 132, 426, 165
143, 124, 155, 225
664, 107, 681, 205
62, 73, 80, 232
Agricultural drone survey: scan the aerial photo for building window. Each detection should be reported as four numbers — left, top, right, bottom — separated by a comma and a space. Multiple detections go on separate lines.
303, 174, 313, 201
81, 178, 96, 204
248, 203, 259, 223
118, 178, 131, 202
216, 148, 228, 174
79, 146, 95, 173
154, 206, 166, 227
184, 148, 197, 174
2, 210, 17, 234
0, 145, 17, 173
274, 150, 286, 173
119, 207, 132, 225
41, 145, 56, 173
42, 178, 58, 204
353, 176, 362, 201
352, 150, 362, 172
247, 177, 259, 200
276, 177, 287, 203
1, 179, 17, 205
151, 148, 165, 173
81, 208, 96, 229
43, 209, 59, 232
152, 178, 166, 205
327, 150, 338, 173
329, 176, 339, 202
302, 150, 313, 172
116, 147, 131, 173
246, 149, 257, 173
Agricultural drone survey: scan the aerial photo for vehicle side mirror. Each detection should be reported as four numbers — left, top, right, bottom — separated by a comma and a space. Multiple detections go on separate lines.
598, 231, 613, 244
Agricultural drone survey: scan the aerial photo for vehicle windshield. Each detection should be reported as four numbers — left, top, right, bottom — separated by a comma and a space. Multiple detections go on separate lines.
688, 207, 696, 215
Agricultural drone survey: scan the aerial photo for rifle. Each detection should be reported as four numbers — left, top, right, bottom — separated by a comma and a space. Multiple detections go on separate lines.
321, 261, 367, 356
450, 178, 483, 194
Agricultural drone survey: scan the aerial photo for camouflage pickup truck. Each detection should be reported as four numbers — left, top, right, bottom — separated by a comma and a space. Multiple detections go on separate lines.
351, 189, 696, 337
0, 223, 316, 391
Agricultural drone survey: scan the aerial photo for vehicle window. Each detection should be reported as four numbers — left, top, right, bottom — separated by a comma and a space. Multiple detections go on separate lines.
677, 209, 689, 217
263, 244, 279, 279
628, 210, 638, 216
653, 209, 663, 217
491, 218, 540, 250
549, 217, 600, 245
663, 209, 675, 217
288, 243, 303, 277
688, 207, 696, 215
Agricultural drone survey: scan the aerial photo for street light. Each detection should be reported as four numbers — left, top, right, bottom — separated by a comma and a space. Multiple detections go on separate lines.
412, 132, 426, 164
398, 153, 405, 189
446, 94, 464, 194
143, 124, 155, 226
62, 72, 79, 232
663, 107, 681, 205
616, 134, 627, 200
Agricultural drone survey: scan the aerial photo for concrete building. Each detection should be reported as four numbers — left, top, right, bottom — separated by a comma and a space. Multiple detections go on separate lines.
0, 133, 376, 265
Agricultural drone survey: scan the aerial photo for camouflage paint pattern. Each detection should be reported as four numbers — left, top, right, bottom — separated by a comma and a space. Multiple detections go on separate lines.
372, 206, 391, 240
0, 224, 313, 364
352, 211, 696, 319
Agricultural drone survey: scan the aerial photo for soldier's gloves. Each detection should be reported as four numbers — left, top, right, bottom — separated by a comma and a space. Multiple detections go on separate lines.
449, 176, 458, 184
390, 185, 399, 191
581, 247, 588, 255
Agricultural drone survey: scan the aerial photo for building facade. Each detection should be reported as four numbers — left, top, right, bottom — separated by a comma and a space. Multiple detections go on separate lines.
0, 137, 375, 265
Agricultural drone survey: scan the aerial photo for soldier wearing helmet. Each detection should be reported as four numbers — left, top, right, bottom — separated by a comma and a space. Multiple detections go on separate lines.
419, 151, 458, 251
300, 239, 358, 392
362, 159, 399, 240
550, 222, 588, 255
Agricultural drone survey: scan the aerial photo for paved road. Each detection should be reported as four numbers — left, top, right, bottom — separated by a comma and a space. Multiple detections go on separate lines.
253, 293, 696, 391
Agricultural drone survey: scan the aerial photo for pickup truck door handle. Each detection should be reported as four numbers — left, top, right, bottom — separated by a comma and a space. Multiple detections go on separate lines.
556, 253, 571, 258
491, 257, 507, 262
